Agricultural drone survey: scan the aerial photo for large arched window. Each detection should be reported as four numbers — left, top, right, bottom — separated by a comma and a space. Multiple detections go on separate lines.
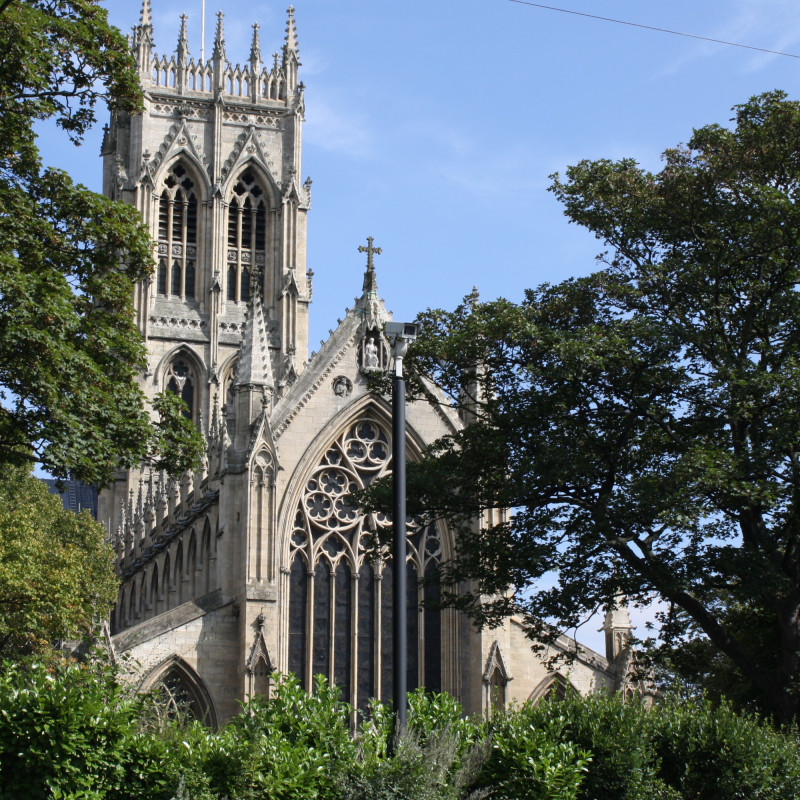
157, 163, 198, 299
226, 167, 267, 302
145, 659, 217, 727
165, 356, 197, 421
288, 417, 442, 711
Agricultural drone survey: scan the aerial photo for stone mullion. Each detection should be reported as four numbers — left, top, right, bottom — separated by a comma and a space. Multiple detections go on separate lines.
167, 198, 175, 295
305, 566, 315, 692
375, 571, 383, 701
350, 569, 360, 712
328, 562, 336, 686
181, 199, 188, 297
236, 204, 244, 301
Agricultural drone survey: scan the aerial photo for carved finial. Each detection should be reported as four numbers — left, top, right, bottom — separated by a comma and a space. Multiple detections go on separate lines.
213, 10, 226, 61
272, 51, 280, 72
358, 236, 382, 295
140, 0, 152, 27
284, 6, 299, 53
177, 13, 189, 64
250, 22, 261, 63
178, 13, 189, 46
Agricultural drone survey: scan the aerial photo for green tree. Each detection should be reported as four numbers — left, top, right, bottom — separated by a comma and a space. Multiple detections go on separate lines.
363, 92, 800, 722
0, 462, 117, 656
0, 0, 203, 484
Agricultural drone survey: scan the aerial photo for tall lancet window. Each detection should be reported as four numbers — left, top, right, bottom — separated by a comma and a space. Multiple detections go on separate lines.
227, 167, 268, 302
157, 163, 198, 299
288, 417, 443, 712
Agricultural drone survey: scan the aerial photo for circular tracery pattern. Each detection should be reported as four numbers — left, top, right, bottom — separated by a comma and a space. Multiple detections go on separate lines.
288, 417, 444, 709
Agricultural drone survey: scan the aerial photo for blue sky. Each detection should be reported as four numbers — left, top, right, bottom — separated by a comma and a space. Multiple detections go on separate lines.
38, 0, 800, 350
36, 0, 800, 652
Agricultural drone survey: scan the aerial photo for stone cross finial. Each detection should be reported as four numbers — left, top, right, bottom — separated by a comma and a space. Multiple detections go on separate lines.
358, 236, 382, 271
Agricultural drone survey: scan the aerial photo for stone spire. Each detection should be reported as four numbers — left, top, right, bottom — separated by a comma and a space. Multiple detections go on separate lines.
139, 0, 152, 29
250, 22, 262, 64
177, 13, 189, 59
133, 0, 154, 76
282, 6, 300, 93
234, 276, 275, 393
284, 6, 299, 55
213, 10, 226, 60
176, 14, 189, 93
212, 9, 226, 96
249, 23, 262, 102
231, 275, 274, 462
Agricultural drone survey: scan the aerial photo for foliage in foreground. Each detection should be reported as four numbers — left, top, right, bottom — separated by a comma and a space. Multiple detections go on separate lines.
1, 663, 800, 800
0, 463, 117, 659
360, 90, 800, 723
0, 0, 203, 483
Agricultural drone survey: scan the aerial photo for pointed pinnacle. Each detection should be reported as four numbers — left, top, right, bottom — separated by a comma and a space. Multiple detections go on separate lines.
179, 13, 189, 46
284, 6, 299, 53
140, 0, 152, 27
250, 22, 261, 63
235, 280, 275, 390
213, 10, 226, 60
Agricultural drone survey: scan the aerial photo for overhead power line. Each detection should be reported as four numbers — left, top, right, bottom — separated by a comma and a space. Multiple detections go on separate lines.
507, 0, 800, 60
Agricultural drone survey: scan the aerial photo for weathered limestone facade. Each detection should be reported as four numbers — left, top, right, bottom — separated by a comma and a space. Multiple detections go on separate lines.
100, 2, 635, 725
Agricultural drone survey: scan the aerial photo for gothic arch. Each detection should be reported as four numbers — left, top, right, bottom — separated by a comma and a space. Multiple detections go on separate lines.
280, 405, 447, 709
219, 353, 239, 412
224, 163, 276, 303
154, 151, 211, 199
154, 344, 205, 391
140, 656, 218, 728
154, 345, 205, 425
277, 397, 436, 564
223, 158, 279, 209
153, 158, 205, 301
528, 673, 578, 705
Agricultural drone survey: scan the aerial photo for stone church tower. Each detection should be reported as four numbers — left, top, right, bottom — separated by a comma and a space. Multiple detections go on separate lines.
101, 1, 628, 724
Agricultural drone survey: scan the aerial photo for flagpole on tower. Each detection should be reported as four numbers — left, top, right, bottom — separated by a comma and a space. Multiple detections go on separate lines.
200, 0, 206, 62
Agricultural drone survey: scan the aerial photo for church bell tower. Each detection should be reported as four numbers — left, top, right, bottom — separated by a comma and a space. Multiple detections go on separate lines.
98, 1, 311, 534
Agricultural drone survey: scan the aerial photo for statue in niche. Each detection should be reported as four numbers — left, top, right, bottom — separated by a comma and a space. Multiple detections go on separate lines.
365, 337, 379, 368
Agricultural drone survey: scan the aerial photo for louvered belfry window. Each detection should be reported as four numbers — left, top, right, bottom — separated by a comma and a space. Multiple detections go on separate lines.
288, 418, 442, 711
157, 163, 198, 299
227, 168, 267, 302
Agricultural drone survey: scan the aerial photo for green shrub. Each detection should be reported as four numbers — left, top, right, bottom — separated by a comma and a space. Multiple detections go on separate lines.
478, 703, 591, 800
651, 693, 800, 800
0, 659, 134, 800
202, 672, 356, 800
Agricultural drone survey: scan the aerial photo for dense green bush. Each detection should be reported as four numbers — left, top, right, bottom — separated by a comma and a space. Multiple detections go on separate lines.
0, 659, 133, 799
3, 659, 800, 800
651, 692, 800, 800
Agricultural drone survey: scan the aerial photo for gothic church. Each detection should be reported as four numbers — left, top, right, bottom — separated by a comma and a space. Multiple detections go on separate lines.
101, 2, 634, 724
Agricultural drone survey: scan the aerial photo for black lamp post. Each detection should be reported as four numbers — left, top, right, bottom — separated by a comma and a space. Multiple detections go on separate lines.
384, 321, 419, 738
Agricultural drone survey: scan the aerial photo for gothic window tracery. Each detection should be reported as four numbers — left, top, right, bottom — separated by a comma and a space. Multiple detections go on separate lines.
288, 417, 443, 711
157, 163, 198, 299
226, 167, 268, 302
165, 356, 197, 421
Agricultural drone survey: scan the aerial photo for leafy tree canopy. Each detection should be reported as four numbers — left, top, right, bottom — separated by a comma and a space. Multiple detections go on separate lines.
0, 462, 117, 657
0, 0, 203, 484
362, 91, 800, 723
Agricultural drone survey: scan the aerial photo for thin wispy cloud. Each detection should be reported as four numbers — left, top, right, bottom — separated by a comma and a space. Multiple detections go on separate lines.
305, 97, 374, 159
659, 0, 800, 75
